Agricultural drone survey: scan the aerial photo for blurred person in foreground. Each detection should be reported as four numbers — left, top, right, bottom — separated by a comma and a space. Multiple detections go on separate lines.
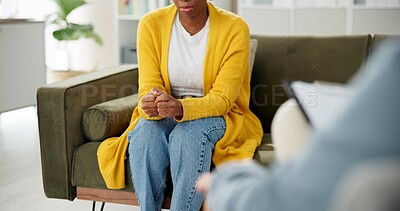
197, 39, 400, 211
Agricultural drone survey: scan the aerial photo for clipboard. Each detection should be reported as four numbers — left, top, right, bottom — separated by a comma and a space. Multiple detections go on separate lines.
283, 80, 353, 129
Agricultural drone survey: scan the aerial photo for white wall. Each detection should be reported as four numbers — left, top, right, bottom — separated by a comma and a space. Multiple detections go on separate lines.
16, 0, 55, 20
212, 0, 233, 11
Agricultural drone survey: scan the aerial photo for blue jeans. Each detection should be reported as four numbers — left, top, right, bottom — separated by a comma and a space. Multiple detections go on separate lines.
128, 116, 226, 211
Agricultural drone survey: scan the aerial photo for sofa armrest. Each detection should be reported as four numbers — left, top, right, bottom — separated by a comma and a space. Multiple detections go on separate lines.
37, 64, 138, 200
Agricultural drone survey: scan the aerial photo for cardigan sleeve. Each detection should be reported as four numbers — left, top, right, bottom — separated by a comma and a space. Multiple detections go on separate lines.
136, 14, 166, 120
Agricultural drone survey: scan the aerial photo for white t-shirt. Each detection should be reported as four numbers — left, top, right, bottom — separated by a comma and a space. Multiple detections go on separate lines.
168, 14, 210, 98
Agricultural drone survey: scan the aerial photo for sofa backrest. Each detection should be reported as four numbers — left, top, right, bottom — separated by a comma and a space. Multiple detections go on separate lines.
249, 35, 372, 133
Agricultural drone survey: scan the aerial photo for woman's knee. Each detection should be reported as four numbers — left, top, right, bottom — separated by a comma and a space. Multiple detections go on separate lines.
128, 118, 175, 154
169, 117, 226, 149
129, 118, 174, 140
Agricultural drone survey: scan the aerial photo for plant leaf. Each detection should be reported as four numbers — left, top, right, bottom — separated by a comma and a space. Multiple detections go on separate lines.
86, 31, 103, 46
49, 0, 102, 46
70, 23, 93, 31
53, 24, 103, 46
54, 0, 86, 20
71, 24, 102, 45
53, 28, 81, 41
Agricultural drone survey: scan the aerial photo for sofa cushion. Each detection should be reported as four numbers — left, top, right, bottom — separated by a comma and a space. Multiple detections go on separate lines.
82, 94, 138, 142
72, 142, 134, 191
253, 133, 275, 166
72, 135, 274, 190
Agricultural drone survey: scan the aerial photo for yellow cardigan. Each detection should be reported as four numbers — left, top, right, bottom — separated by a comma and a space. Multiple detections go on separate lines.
97, 3, 263, 189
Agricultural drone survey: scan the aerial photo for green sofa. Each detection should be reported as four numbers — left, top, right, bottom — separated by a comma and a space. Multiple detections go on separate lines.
37, 35, 375, 207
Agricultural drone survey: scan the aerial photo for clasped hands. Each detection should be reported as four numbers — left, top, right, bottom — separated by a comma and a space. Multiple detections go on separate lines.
141, 87, 183, 119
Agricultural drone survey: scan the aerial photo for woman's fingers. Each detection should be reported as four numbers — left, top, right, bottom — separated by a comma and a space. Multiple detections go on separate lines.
155, 92, 168, 103
196, 173, 215, 193
142, 92, 183, 118
141, 93, 159, 117
156, 95, 183, 118
150, 87, 162, 96
142, 93, 157, 103
142, 105, 158, 117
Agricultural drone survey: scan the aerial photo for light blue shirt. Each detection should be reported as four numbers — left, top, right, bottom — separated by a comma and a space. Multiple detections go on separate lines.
209, 40, 400, 211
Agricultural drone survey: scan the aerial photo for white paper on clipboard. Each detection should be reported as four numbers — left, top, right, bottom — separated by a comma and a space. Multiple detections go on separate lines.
284, 80, 354, 130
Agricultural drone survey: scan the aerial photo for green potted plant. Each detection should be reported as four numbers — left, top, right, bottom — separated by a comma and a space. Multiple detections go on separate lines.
46, 0, 103, 71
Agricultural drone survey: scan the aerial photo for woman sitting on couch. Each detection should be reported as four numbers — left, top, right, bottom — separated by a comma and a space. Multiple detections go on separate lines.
97, 1, 263, 211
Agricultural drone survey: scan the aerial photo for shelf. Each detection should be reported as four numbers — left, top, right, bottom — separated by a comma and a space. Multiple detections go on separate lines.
352, 5, 400, 9
238, 0, 400, 8
240, 5, 400, 10
239, 1, 400, 36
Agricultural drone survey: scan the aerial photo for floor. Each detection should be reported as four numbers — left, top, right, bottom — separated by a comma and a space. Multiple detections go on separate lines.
0, 108, 140, 210
0, 71, 169, 211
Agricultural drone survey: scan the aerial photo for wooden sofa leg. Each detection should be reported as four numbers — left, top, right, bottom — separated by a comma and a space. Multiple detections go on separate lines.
92, 201, 106, 211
